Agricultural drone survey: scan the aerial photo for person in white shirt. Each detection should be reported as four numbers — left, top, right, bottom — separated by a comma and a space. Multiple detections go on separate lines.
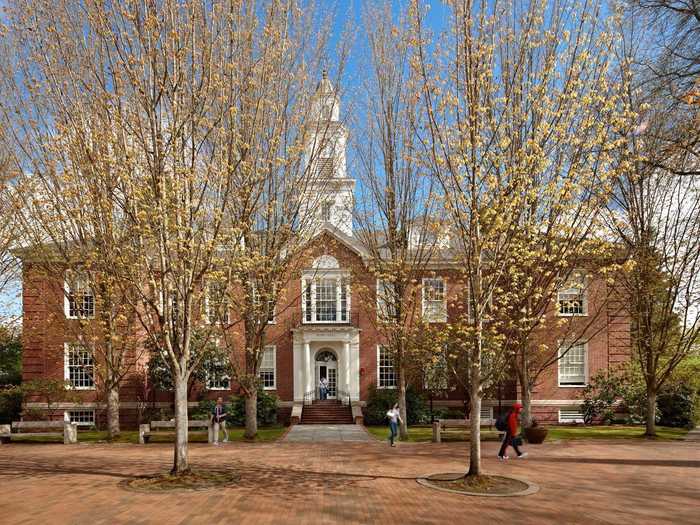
386, 403, 402, 447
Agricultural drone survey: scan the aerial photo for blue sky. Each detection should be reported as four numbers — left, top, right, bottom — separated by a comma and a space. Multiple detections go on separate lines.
0, 0, 453, 324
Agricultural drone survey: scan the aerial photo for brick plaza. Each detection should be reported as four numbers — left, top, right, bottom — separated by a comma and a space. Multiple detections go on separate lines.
1, 438, 698, 524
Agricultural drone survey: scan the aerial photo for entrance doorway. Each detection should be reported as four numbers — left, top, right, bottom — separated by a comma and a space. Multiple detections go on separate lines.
315, 349, 337, 400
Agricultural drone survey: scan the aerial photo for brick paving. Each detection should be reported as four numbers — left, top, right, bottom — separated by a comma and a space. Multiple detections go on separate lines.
0, 438, 698, 525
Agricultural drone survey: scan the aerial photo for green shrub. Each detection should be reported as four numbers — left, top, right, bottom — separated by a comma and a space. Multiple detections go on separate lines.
0, 386, 22, 424
191, 389, 278, 426
364, 384, 427, 425
657, 384, 698, 429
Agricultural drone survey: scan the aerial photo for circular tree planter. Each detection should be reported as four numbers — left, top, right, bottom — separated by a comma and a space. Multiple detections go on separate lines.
524, 426, 548, 444
121, 470, 240, 493
417, 473, 539, 497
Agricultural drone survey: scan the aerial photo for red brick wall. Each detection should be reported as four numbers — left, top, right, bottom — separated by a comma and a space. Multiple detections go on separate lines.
20, 234, 631, 428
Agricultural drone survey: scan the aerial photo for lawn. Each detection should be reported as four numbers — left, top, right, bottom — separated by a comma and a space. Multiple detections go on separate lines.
3, 425, 287, 444
366, 425, 501, 443
366, 424, 689, 443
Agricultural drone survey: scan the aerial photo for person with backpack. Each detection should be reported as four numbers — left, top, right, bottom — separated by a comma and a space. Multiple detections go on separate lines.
496, 402, 528, 460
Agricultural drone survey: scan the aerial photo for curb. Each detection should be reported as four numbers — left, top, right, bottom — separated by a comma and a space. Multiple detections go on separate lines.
416, 472, 540, 497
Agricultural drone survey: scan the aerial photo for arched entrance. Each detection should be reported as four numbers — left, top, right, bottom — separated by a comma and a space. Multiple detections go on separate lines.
315, 349, 337, 399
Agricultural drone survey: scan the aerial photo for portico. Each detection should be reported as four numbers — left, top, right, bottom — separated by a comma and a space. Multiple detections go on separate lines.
292, 327, 361, 402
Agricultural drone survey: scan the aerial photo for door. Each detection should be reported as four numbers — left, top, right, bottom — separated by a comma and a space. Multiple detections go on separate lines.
327, 366, 337, 399
315, 361, 337, 399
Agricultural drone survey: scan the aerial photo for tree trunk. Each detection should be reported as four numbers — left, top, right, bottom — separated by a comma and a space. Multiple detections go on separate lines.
520, 374, 533, 429
468, 379, 482, 477
645, 387, 657, 437
106, 384, 120, 439
398, 363, 408, 440
172, 374, 190, 475
244, 389, 258, 439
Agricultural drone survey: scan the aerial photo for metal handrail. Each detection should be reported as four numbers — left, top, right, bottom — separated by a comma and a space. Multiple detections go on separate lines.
303, 390, 315, 406
337, 389, 351, 407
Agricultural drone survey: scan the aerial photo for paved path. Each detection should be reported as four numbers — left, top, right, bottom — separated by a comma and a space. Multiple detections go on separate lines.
284, 424, 372, 442
684, 425, 700, 441
0, 439, 698, 524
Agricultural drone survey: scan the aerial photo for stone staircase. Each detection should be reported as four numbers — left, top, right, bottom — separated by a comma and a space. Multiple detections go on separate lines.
301, 400, 354, 425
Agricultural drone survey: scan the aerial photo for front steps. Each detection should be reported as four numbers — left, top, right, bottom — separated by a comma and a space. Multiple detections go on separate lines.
301, 400, 354, 425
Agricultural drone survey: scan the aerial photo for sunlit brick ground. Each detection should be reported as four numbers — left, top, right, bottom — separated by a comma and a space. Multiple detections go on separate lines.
1, 437, 698, 524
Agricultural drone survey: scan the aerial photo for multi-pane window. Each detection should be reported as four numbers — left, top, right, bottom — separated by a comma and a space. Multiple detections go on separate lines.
316, 279, 337, 321
558, 343, 587, 386
206, 280, 229, 324
422, 278, 447, 322
259, 346, 276, 390
65, 343, 95, 389
377, 346, 397, 389
206, 353, 231, 390
65, 410, 95, 427
559, 409, 585, 423
252, 282, 275, 323
376, 280, 397, 322
303, 277, 349, 323
65, 273, 95, 319
557, 271, 587, 316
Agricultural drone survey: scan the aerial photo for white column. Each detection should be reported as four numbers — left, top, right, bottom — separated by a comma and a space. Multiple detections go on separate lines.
344, 341, 350, 395
304, 341, 311, 395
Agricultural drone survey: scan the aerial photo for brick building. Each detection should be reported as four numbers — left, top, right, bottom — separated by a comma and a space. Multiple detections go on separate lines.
18, 74, 630, 429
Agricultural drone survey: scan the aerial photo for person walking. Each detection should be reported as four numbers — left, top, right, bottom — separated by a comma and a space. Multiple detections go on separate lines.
386, 403, 402, 447
497, 402, 528, 460
319, 377, 328, 400
211, 396, 229, 445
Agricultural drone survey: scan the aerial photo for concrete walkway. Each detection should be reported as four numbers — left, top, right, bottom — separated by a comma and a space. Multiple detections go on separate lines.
685, 426, 700, 441
284, 424, 372, 442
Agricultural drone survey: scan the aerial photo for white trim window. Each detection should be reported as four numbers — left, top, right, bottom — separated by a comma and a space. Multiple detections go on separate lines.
65, 409, 95, 427
259, 345, 276, 390
557, 270, 588, 316
64, 272, 95, 319
64, 343, 95, 389
377, 345, 397, 389
206, 280, 229, 324
559, 409, 585, 423
206, 354, 231, 391
302, 276, 350, 323
252, 282, 276, 324
558, 342, 587, 387
422, 277, 446, 323
376, 279, 397, 323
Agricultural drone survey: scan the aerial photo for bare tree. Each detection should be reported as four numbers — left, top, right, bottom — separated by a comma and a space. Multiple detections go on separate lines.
353, 1, 440, 440
411, 0, 630, 475
603, 9, 700, 437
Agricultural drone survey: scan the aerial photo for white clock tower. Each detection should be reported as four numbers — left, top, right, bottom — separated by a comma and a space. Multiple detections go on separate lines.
302, 70, 355, 237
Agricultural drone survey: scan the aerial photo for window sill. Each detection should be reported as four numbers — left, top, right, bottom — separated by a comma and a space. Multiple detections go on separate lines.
557, 383, 587, 388
65, 315, 96, 320
66, 386, 96, 391
557, 313, 587, 317
207, 387, 231, 391
377, 385, 397, 390
263, 386, 276, 391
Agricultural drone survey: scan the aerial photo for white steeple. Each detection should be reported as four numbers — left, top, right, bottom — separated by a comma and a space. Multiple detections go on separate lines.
303, 70, 355, 236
